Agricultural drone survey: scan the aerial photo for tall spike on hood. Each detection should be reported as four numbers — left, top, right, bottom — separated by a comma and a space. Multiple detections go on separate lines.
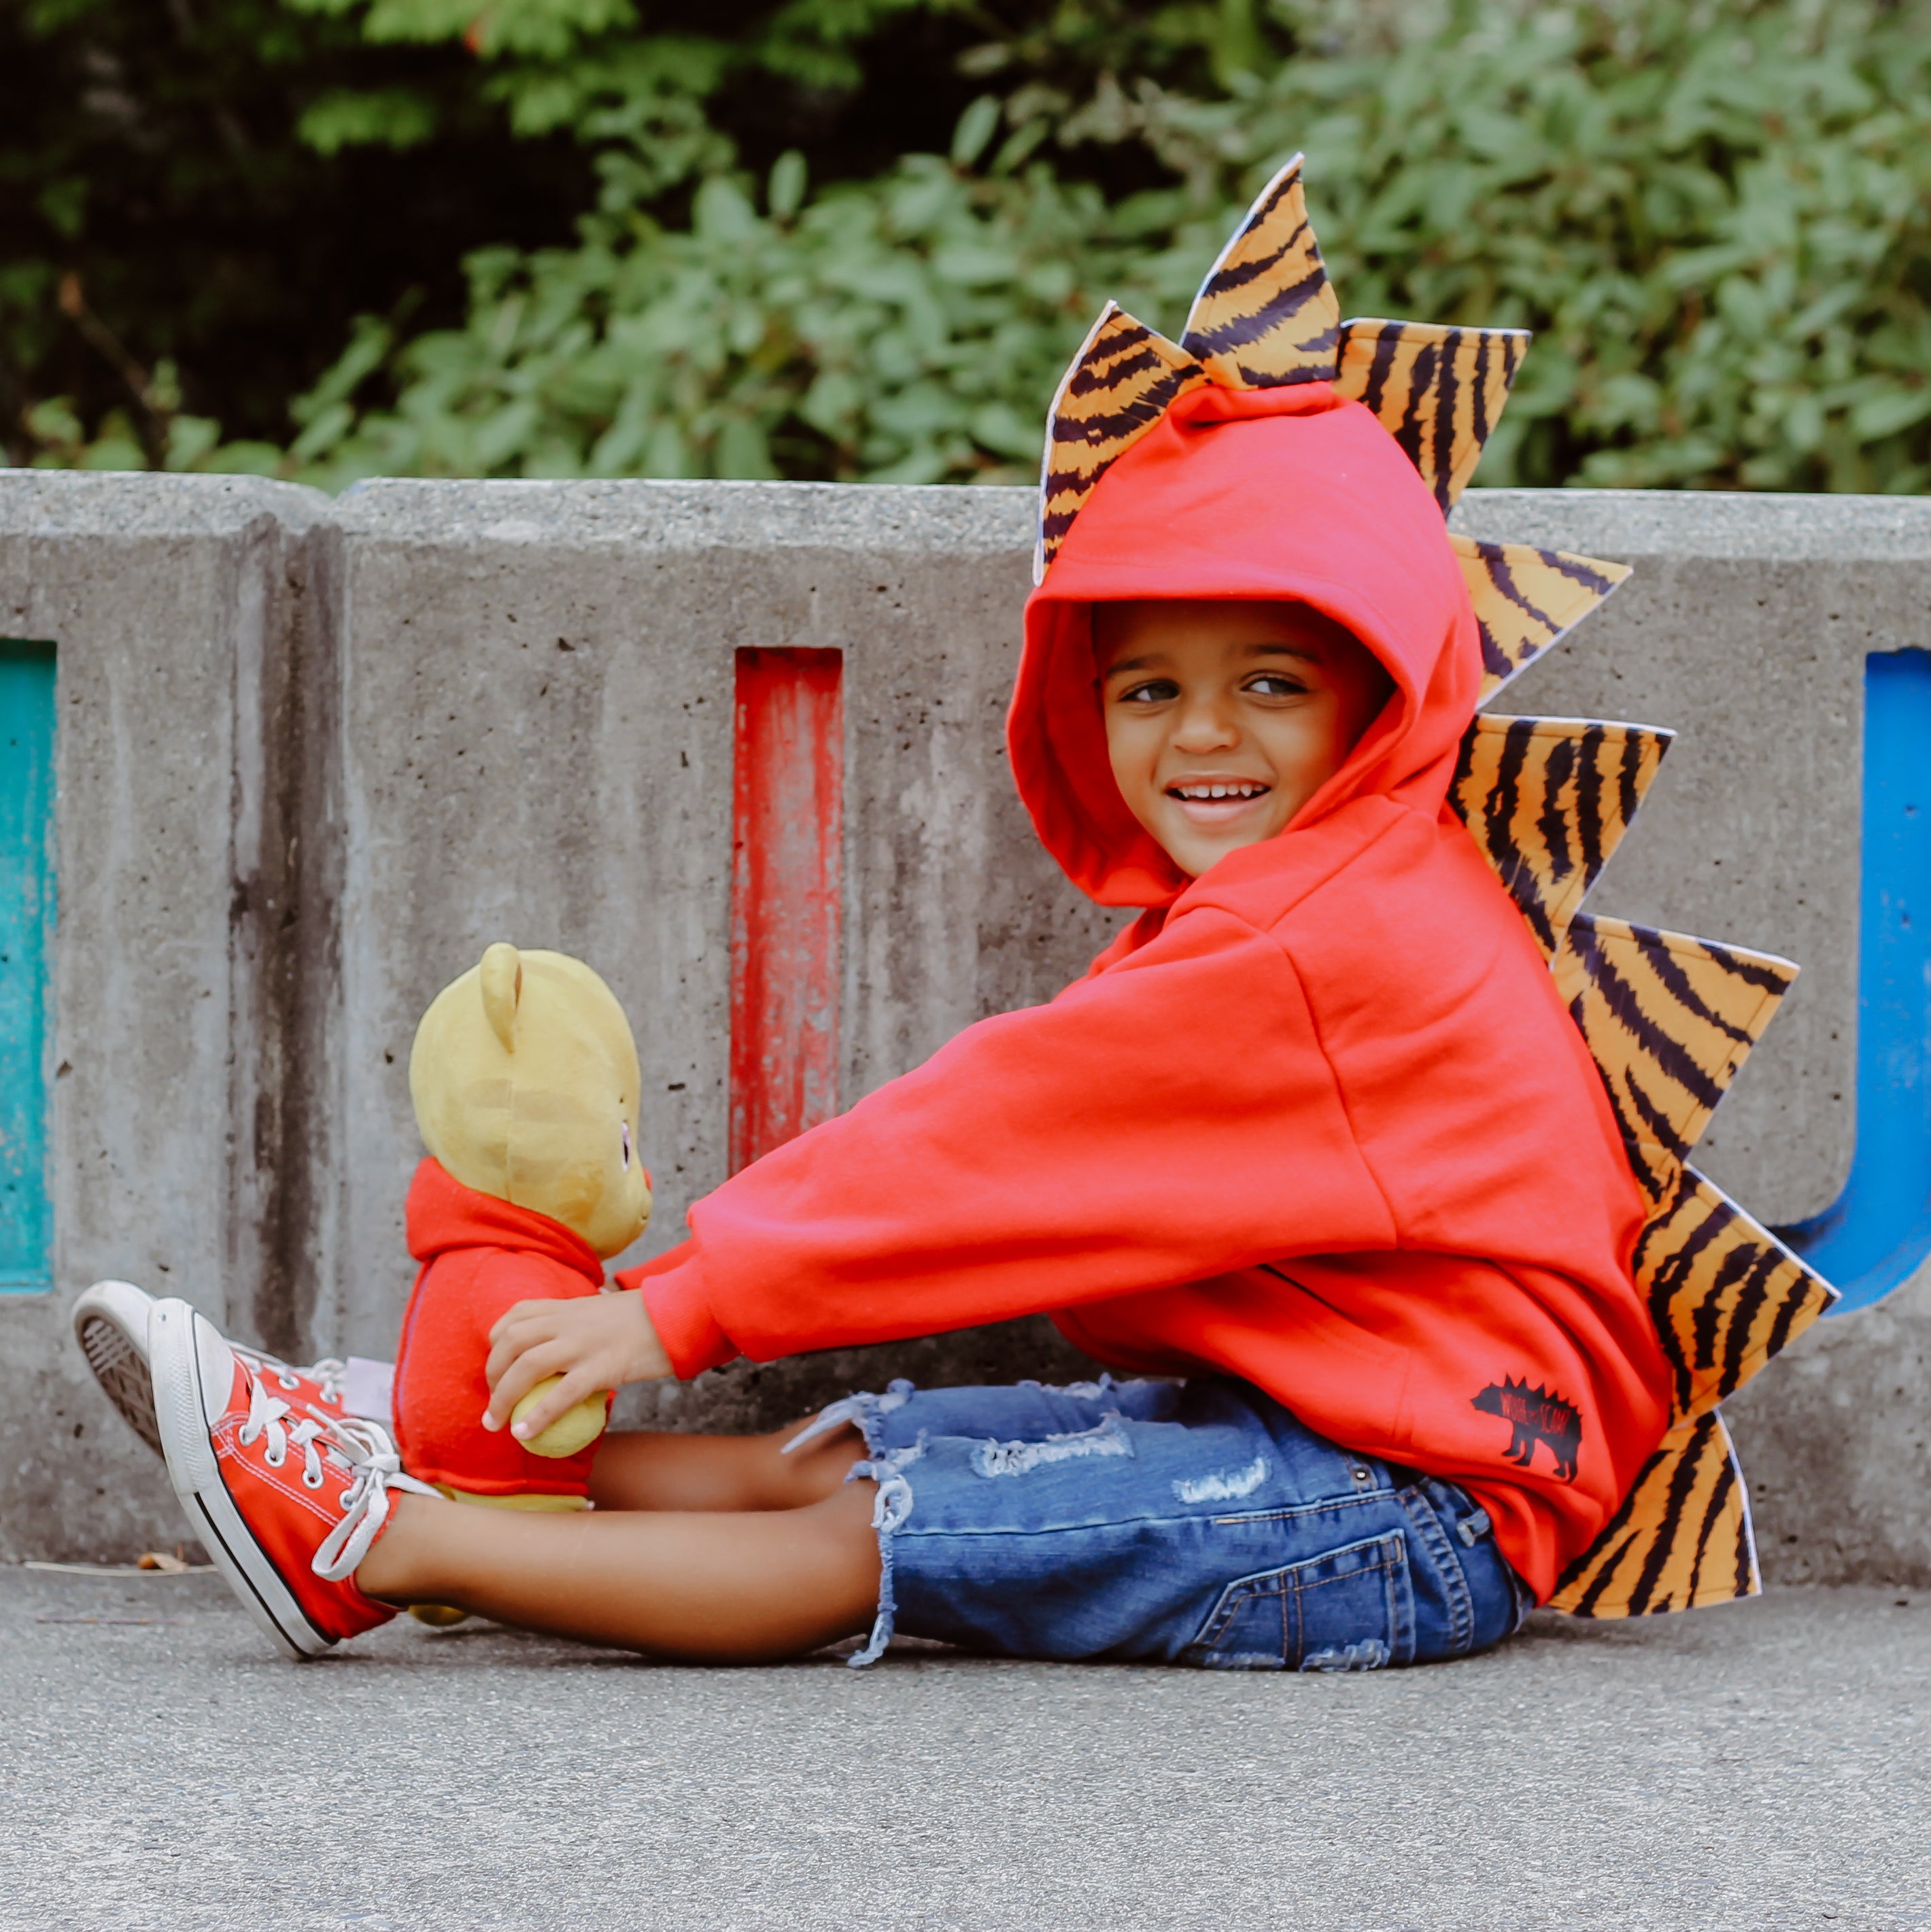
1334, 319, 1530, 513
1179, 154, 1340, 390
1036, 304, 1208, 582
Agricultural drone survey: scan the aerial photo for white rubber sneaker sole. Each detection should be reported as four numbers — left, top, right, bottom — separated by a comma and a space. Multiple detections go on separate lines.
73, 1281, 164, 1459
149, 1298, 333, 1661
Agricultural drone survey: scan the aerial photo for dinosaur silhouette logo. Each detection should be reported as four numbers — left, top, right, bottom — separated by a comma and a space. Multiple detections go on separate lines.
1471, 1378, 1581, 1480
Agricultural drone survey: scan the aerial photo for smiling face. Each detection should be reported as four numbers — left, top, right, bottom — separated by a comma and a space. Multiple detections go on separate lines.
1096, 598, 1394, 879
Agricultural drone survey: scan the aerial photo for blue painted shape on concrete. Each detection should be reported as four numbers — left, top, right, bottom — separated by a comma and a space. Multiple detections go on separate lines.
1778, 648, 1931, 1312
0, 640, 56, 1291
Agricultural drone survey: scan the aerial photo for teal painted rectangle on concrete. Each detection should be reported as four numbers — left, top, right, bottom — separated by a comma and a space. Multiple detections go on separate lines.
0, 641, 56, 1291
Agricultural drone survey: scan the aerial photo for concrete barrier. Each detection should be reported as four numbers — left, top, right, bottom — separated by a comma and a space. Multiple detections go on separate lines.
0, 473, 327, 1557
2, 471, 1926, 1582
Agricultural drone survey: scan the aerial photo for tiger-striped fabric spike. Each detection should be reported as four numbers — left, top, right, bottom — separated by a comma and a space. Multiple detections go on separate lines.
1550, 913, 1799, 1205
1035, 304, 1208, 581
1454, 534, 1633, 703
1334, 320, 1529, 512
1179, 155, 1340, 392
1546, 1410, 1757, 1616
1638, 1165, 1836, 1425
1450, 717, 1674, 959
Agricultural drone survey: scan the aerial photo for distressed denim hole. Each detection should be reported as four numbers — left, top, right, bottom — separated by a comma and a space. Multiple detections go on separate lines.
1173, 1456, 1269, 1504
970, 1411, 1133, 1478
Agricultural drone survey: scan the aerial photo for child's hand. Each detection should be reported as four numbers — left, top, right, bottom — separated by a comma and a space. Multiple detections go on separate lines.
482, 1289, 674, 1441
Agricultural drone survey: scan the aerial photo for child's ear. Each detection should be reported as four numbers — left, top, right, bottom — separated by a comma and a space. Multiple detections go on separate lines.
479, 942, 522, 1051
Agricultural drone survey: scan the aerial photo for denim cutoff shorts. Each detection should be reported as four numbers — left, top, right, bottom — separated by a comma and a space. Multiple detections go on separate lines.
788, 1374, 1531, 1670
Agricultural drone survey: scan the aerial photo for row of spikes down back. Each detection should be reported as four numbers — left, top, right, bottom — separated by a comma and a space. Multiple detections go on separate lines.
1034, 151, 1840, 1618
1462, 675, 1837, 1618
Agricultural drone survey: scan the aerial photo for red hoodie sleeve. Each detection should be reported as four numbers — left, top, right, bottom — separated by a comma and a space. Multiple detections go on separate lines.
621, 906, 1398, 1378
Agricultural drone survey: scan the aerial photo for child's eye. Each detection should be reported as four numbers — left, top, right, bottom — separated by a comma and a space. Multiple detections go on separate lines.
1116, 678, 1180, 705
1246, 674, 1308, 698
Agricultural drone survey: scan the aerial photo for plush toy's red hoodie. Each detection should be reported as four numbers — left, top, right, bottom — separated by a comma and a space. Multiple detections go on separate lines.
394, 1157, 609, 1499
620, 381, 1672, 1600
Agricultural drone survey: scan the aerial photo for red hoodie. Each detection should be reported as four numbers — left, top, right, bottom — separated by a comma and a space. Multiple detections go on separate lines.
394, 1157, 610, 1499
621, 379, 1671, 1600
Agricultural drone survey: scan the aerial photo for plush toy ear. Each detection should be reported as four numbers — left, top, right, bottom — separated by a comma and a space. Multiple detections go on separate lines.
479, 943, 522, 1052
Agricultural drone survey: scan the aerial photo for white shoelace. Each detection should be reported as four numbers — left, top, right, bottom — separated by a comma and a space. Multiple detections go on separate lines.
237, 1346, 347, 1408
233, 1374, 435, 1582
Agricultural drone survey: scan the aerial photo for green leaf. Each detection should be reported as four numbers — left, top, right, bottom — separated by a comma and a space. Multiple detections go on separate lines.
296, 88, 439, 155
951, 95, 1002, 169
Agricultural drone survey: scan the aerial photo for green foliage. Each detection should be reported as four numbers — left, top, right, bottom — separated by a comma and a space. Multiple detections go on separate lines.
282, 154, 1171, 487
14, 0, 1931, 493
1124, 0, 1931, 490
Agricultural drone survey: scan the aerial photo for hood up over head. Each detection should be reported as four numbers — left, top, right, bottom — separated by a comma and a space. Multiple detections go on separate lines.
1011, 379, 1482, 907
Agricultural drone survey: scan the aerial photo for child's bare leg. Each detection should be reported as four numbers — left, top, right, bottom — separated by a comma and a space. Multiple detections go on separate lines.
587, 1419, 861, 1513
354, 1481, 881, 1662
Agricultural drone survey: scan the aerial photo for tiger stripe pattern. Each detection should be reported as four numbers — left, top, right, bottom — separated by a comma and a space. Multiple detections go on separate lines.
1179, 155, 1340, 391
1450, 717, 1674, 958
1035, 304, 1208, 580
1550, 913, 1798, 1205
1546, 1410, 1757, 1616
1453, 534, 1633, 702
1333, 319, 1529, 511
1638, 1165, 1836, 1425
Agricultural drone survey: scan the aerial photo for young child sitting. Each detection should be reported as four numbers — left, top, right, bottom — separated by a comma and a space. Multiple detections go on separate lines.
141, 164, 1684, 1672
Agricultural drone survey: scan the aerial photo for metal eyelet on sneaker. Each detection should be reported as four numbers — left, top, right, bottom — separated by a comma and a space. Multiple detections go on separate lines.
265, 1446, 286, 1468
302, 1466, 325, 1490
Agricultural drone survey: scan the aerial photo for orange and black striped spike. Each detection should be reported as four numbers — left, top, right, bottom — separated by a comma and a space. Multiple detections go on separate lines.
1550, 914, 1799, 1204
1035, 305, 1208, 581
1454, 534, 1633, 702
1179, 156, 1340, 391
1334, 319, 1528, 511
1450, 717, 1674, 960
1546, 1410, 1756, 1616
1636, 1166, 1836, 1425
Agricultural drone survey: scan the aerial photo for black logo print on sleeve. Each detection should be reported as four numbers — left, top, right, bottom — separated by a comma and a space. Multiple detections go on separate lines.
1471, 1378, 1581, 1481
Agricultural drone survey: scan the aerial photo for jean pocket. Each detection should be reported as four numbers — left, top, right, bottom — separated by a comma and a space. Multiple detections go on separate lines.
1184, 1532, 1412, 1672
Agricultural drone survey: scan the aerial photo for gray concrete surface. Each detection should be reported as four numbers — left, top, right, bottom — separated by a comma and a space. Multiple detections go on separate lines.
4, 1561, 1927, 1931
6, 473, 1931, 1584
0, 473, 331, 1567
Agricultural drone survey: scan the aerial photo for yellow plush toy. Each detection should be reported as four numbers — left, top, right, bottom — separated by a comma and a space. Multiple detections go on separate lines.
392, 941, 652, 1514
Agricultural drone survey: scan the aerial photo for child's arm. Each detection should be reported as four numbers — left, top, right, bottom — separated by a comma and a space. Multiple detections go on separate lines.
622, 906, 1399, 1376
481, 1290, 672, 1442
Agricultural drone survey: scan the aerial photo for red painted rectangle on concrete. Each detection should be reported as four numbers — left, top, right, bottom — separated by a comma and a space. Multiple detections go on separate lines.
729, 647, 844, 1174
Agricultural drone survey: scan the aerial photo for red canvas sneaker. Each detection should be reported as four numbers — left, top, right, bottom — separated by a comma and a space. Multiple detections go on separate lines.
75, 1279, 352, 1462
150, 1298, 437, 1659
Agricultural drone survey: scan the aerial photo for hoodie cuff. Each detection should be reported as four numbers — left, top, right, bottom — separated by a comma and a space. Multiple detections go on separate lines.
615, 1245, 736, 1380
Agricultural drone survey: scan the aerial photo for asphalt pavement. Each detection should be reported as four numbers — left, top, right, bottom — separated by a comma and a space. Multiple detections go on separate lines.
3, 1563, 1926, 1931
